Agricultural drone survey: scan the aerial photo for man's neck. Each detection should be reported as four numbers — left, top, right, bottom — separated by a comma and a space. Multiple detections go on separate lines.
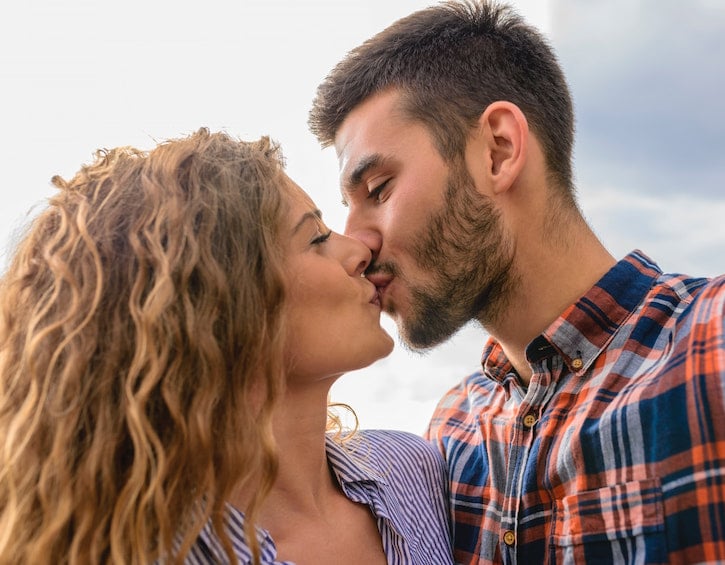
483, 223, 616, 384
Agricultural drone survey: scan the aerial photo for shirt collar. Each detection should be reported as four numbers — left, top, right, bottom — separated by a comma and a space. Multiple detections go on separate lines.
193, 435, 390, 561
196, 503, 281, 563
483, 250, 661, 379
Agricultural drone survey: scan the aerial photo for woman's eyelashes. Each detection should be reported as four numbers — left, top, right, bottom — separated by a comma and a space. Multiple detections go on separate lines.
310, 230, 333, 246
367, 179, 391, 203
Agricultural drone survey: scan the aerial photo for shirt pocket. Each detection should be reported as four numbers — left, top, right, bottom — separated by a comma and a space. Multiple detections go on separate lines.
551, 477, 667, 564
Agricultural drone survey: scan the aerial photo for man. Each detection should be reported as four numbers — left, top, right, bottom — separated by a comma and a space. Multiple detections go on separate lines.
309, 1, 725, 564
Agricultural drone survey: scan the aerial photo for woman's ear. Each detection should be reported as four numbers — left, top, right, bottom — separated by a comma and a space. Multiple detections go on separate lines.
468, 101, 528, 196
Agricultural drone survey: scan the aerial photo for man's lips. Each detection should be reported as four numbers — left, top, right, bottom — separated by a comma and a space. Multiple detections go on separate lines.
365, 272, 393, 289
365, 273, 393, 306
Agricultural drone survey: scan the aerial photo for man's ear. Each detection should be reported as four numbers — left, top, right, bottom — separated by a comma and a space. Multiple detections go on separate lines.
469, 101, 528, 195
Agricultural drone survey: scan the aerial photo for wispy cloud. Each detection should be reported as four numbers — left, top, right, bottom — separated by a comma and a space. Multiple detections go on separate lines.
553, 0, 725, 199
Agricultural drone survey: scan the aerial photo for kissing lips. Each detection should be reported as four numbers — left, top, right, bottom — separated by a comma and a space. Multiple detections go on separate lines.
365, 272, 393, 309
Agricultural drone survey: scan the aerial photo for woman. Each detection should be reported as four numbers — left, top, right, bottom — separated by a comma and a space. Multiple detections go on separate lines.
0, 129, 453, 564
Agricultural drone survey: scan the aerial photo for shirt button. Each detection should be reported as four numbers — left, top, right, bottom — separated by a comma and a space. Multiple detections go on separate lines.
571, 357, 583, 370
503, 530, 516, 546
523, 413, 536, 428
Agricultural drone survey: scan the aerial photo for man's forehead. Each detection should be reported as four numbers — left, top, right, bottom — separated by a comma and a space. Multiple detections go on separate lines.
334, 88, 408, 158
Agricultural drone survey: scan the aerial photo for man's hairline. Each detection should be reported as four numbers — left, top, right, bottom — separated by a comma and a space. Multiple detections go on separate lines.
332, 86, 466, 170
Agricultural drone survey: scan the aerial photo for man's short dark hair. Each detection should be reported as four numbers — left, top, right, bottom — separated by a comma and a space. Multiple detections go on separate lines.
309, 0, 575, 199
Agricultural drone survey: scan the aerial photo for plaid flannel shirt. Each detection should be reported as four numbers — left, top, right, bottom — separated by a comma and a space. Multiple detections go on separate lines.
426, 250, 725, 564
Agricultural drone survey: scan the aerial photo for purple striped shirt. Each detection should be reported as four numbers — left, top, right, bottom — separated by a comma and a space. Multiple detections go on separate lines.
185, 430, 454, 564
426, 250, 725, 564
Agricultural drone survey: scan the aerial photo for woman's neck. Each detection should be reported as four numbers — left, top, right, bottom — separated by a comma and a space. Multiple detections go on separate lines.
231, 380, 340, 520
230, 378, 388, 565
268, 385, 336, 512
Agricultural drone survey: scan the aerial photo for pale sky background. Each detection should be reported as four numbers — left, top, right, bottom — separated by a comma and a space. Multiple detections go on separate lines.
2, 1, 724, 434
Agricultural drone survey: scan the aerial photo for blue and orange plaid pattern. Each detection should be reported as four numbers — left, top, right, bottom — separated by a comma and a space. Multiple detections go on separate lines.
426, 251, 725, 564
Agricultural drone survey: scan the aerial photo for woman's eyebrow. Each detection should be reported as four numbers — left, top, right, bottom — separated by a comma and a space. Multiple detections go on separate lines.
292, 209, 323, 234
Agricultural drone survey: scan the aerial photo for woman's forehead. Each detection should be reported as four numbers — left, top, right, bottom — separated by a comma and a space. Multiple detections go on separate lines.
284, 175, 316, 210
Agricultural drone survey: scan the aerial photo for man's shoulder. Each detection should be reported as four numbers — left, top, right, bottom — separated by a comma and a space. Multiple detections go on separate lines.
425, 367, 502, 444
651, 270, 725, 331
674, 273, 725, 361
430, 367, 501, 413
688, 272, 725, 307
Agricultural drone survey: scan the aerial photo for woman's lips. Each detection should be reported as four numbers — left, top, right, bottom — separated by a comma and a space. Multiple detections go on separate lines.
365, 273, 393, 308
369, 289, 381, 307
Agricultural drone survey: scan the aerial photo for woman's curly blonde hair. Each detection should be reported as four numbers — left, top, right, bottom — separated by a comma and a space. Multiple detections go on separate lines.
0, 128, 288, 564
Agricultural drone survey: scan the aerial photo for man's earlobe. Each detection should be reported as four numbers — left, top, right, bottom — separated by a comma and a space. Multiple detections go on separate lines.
479, 101, 528, 195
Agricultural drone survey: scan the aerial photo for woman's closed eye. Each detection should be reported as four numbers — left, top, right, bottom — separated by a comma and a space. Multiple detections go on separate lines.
310, 230, 332, 246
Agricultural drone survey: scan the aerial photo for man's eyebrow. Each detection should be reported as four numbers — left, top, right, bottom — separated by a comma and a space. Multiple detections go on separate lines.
343, 154, 384, 192
292, 209, 323, 234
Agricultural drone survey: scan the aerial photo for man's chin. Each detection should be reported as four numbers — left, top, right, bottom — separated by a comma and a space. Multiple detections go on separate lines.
382, 311, 425, 352
396, 304, 472, 352
382, 296, 458, 350
396, 320, 449, 354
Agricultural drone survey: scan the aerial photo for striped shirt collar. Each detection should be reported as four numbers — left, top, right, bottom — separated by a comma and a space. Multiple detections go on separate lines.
483, 250, 661, 382
193, 434, 393, 563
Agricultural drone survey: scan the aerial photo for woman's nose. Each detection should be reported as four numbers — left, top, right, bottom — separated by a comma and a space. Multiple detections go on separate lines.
344, 219, 382, 263
339, 233, 372, 277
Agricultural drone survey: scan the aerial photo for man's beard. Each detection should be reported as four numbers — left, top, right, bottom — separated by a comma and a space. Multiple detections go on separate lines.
376, 163, 517, 350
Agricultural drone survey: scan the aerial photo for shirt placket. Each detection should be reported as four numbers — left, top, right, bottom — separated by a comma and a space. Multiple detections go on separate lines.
499, 356, 555, 565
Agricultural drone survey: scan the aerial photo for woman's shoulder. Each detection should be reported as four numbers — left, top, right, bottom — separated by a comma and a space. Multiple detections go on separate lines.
345, 429, 446, 476
327, 430, 453, 562
354, 428, 439, 452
